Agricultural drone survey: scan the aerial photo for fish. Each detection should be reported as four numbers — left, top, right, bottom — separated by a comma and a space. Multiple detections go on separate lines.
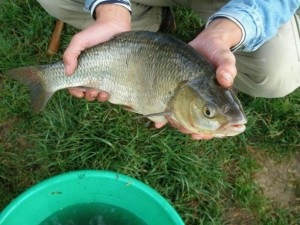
4, 31, 247, 137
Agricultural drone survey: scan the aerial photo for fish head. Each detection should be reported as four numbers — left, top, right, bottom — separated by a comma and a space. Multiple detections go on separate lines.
168, 76, 247, 137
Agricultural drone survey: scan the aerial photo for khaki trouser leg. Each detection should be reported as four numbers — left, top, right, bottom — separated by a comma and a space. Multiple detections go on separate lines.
130, 2, 162, 31
37, 0, 168, 31
234, 11, 300, 97
37, 0, 93, 29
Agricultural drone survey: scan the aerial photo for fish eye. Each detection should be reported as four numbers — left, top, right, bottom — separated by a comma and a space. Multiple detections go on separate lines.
203, 105, 215, 118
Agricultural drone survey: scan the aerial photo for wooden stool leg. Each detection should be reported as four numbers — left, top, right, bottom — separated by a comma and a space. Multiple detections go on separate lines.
47, 20, 65, 56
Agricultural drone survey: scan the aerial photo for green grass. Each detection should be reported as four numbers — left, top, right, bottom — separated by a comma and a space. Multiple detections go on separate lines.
0, 1, 299, 224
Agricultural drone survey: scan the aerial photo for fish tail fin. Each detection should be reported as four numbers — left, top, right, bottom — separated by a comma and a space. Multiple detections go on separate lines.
4, 67, 54, 113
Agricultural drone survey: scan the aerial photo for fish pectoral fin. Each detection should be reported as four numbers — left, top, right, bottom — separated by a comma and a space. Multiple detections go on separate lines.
123, 105, 136, 112
143, 111, 172, 118
134, 111, 172, 120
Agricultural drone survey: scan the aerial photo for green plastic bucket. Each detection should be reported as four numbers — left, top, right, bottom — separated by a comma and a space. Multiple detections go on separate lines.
0, 170, 184, 225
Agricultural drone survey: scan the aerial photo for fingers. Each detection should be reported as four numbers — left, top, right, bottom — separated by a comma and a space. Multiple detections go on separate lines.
163, 115, 217, 140
84, 89, 101, 101
68, 87, 85, 98
68, 88, 110, 102
191, 133, 214, 140
97, 91, 110, 102
153, 120, 216, 140
154, 121, 168, 129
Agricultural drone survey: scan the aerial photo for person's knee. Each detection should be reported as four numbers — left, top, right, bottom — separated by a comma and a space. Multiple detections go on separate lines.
37, 0, 56, 9
37, 0, 61, 18
235, 68, 299, 98
257, 76, 296, 98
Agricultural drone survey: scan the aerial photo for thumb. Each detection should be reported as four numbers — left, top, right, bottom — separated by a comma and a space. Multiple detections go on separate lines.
63, 34, 86, 76
214, 49, 237, 88
216, 67, 235, 88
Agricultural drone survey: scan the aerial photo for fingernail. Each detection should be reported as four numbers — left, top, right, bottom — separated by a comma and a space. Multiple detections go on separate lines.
90, 92, 98, 98
191, 134, 204, 140
64, 65, 70, 75
222, 72, 233, 85
99, 92, 109, 101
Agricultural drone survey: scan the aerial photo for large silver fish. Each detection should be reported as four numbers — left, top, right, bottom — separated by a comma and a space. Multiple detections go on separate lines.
5, 31, 247, 137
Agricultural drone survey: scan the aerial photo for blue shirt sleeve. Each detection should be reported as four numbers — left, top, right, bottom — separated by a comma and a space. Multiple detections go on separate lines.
208, 0, 300, 51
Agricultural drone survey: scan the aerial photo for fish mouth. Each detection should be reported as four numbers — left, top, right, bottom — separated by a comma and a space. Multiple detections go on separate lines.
216, 119, 247, 137
220, 123, 246, 135
166, 115, 247, 137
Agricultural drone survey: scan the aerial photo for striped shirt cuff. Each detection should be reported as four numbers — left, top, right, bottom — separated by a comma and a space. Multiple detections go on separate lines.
85, 0, 131, 19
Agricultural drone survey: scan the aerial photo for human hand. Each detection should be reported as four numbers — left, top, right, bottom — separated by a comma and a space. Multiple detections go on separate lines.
189, 18, 242, 88
64, 4, 131, 101
160, 18, 243, 140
